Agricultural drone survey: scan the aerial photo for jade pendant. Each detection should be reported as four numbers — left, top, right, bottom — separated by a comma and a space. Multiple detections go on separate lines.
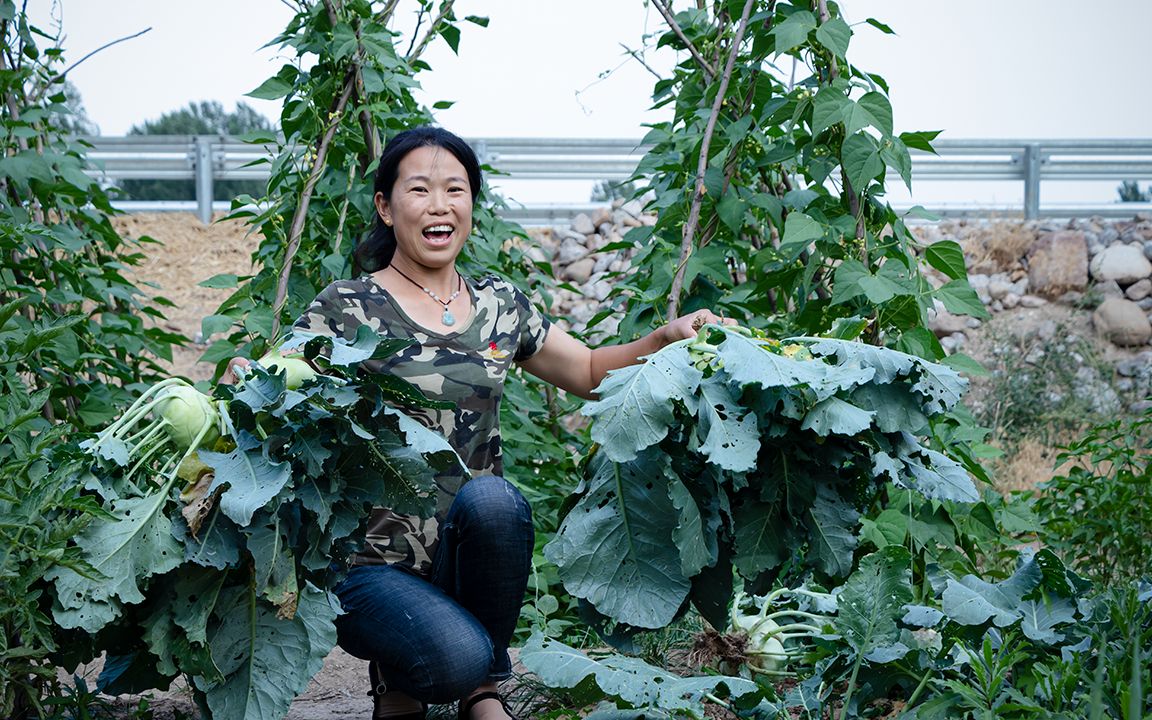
442, 308, 456, 326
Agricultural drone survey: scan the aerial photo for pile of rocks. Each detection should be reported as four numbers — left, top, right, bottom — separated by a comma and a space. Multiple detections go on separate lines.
923, 215, 1152, 352
529, 208, 1152, 415
525, 199, 652, 342
919, 214, 1152, 414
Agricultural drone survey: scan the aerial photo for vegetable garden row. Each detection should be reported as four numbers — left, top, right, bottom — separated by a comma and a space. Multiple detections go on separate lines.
1, 1, 1148, 719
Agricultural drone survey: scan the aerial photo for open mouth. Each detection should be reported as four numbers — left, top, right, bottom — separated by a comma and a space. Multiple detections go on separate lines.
422, 224, 454, 243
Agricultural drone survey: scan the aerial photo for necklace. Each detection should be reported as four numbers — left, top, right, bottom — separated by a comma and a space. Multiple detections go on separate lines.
390, 266, 463, 326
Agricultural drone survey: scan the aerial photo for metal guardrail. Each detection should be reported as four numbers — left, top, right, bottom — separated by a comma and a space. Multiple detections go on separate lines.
80, 135, 1152, 224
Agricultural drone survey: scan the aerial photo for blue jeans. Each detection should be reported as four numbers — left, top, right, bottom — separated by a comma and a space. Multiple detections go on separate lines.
333, 475, 534, 705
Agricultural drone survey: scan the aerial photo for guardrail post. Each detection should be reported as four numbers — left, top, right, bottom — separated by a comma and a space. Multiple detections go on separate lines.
1023, 143, 1042, 220
194, 136, 214, 224
471, 139, 490, 166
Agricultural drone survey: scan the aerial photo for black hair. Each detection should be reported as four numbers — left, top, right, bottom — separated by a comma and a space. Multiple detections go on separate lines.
353, 126, 483, 273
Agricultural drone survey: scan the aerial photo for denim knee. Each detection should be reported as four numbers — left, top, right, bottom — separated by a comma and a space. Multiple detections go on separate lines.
405, 626, 494, 704
450, 475, 532, 530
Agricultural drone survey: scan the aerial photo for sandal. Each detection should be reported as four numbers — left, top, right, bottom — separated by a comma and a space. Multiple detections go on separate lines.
368, 661, 426, 720
457, 690, 519, 720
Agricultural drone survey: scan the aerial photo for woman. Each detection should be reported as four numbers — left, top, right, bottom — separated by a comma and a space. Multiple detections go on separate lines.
246, 126, 728, 720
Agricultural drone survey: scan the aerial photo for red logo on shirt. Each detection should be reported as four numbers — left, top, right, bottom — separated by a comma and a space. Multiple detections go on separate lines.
481, 341, 510, 361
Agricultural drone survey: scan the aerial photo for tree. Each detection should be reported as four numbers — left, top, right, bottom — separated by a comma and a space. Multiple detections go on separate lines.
590, 178, 638, 202
117, 100, 275, 201
55, 80, 98, 135
1118, 180, 1151, 202
127, 99, 273, 136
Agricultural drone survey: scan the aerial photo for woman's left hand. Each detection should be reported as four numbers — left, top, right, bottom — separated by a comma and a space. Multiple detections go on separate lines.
663, 309, 737, 344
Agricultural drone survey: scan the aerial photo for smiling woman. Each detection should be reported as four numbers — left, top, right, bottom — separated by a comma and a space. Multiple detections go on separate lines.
281, 125, 731, 720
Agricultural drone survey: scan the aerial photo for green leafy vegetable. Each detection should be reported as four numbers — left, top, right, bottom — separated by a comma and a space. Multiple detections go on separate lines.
52, 331, 463, 720
550, 325, 979, 630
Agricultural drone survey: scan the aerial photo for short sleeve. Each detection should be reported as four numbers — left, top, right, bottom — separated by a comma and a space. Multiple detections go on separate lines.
511, 284, 551, 362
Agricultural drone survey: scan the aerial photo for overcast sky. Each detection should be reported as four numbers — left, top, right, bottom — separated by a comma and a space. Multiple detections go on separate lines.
28, 0, 1152, 205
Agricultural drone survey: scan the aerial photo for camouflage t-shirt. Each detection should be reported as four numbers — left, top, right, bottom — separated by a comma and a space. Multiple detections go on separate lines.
294, 273, 551, 574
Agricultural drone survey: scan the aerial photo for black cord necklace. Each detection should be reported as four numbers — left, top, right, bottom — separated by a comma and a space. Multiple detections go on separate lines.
390, 266, 463, 326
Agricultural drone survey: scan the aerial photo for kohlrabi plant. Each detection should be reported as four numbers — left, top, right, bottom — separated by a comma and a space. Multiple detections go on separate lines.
50, 330, 464, 720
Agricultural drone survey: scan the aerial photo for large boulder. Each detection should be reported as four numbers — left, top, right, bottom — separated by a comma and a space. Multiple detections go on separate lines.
1092, 298, 1152, 347
1090, 243, 1152, 285
561, 257, 597, 284
1027, 230, 1088, 298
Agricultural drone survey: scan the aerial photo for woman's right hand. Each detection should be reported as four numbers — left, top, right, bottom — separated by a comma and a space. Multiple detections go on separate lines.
220, 357, 250, 385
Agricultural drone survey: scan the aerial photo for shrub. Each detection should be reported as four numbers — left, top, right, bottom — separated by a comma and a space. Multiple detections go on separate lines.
1034, 404, 1152, 585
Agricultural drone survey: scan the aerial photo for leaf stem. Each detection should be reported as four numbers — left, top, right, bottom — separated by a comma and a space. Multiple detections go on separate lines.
904, 667, 934, 710
838, 652, 865, 720
765, 609, 829, 624
93, 378, 186, 441
747, 663, 797, 677
702, 691, 734, 710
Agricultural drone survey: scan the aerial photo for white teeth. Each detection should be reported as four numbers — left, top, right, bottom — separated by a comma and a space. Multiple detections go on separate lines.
425, 225, 453, 233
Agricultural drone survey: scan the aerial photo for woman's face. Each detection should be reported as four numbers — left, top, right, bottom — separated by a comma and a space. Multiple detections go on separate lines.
375, 144, 474, 271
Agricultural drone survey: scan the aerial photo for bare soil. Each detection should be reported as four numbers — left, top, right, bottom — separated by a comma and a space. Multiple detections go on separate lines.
114, 212, 261, 382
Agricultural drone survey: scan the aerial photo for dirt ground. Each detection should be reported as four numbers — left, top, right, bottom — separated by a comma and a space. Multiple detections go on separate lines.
114, 212, 261, 383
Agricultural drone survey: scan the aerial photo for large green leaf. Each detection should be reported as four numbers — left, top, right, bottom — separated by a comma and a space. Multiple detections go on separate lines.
142, 568, 227, 680
801, 396, 874, 437
935, 279, 990, 319
50, 489, 183, 632
732, 496, 790, 577
232, 370, 286, 412
668, 477, 713, 577
203, 431, 293, 527
778, 212, 824, 255
924, 240, 968, 281
583, 345, 702, 462
812, 88, 850, 136
772, 10, 817, 55
246, 514, 297, 605
1019, 597, 1076, 643
546, 450, 689, 629
891, 433, 979, 503
181, 506, 243, 569
941, 555, 1042, 627
717, 331, 829, 393
909, 361, 968, 414
695, 375, 759, 471
803, 337, 919, 385
850, 383, 929, 435
199, 582, 337, 720
807, 486, 860, 578
856, 91, 893, 137
841, 131, 884, 192
519, 633, 758, 717
814, 16, 852, 58
835, 546, 912, 656
363, 425, 443, 519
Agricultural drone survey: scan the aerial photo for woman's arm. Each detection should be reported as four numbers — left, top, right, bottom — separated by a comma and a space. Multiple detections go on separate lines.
519, 309, 730, 400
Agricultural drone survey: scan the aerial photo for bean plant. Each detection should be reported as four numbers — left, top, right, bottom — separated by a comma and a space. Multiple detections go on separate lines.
204, 0, 588, 645
514, 2, 1151, 718
1, 2, 181, 715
